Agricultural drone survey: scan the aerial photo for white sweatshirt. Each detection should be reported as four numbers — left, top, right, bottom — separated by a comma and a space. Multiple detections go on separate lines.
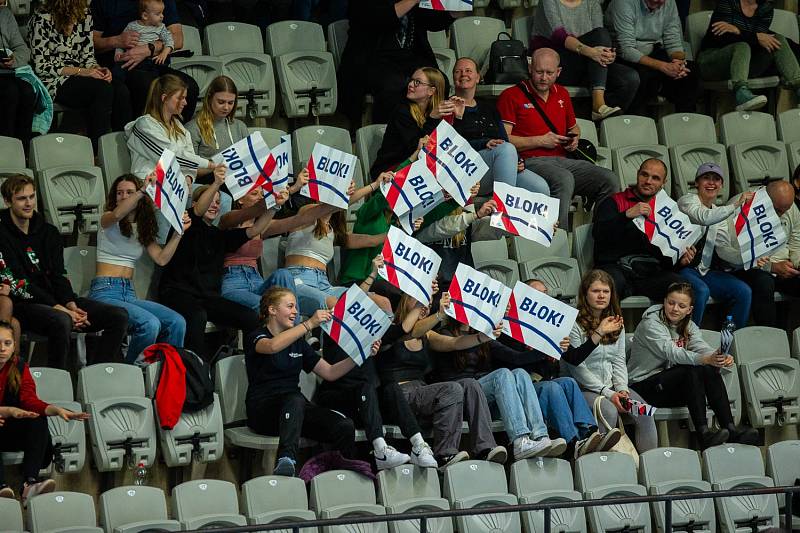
124, 115, 209, 179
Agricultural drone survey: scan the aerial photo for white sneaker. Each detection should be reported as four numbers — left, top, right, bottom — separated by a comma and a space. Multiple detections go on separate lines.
545, 437, 568, 457
375, 445, 411, 470
513, 436, 552, 461
410, 442, 438, 468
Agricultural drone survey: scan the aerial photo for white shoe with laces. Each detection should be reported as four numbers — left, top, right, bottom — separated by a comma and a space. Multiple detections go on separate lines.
375, 445, 411, 470
513, 436, 552, 460
410, 442, 438, 468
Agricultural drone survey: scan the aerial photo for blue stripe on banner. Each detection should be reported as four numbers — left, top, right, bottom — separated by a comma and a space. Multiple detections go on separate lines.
740, 206, 757, 269
389, 180, 414, 211
153, 179, 183, 233
450, 297, 495, 332
503, 213, 553, 243
307, 179, 350, 206
421, 146, 468, 204
641, 215, 681, 258
383, 260, 430, 302
329, 315, 367, 364
504, 316, 561, 354
246, 136, 277, 196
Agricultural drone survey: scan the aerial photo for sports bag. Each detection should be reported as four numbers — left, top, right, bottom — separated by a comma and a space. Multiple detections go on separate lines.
483, 32, 528, 85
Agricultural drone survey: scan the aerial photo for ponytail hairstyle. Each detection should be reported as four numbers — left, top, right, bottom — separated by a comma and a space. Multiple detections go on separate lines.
0, 321, 20, 396
144, 74, 188, 141
659, 282, 695, 343
106, 175, 159, 246
409, 67, 446, 128
195, 76, 239, 149
576, 269, 622, 344
259, 287, 295, 324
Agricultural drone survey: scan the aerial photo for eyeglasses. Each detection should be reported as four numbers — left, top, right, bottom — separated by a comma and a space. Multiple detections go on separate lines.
409, 78, 433, 88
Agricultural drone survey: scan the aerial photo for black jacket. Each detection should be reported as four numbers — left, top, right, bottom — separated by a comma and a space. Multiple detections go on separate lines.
370, 104, 440, 179
0, 209, 76, 306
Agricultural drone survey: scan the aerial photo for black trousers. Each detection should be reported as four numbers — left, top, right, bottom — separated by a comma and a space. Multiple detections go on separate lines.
54, 76, 131, 149
160, 289, 259, 361
733, 269, 776, 326
124, 65, 200, 123
631, 365, 733, 431
0, 75, 35, 148
246, 391, 355, 461
597, 263, 687, 301
15, 297, 129, 369
0, 416, 53, 486
776, 275, 800, 296
620, 48, 700, 115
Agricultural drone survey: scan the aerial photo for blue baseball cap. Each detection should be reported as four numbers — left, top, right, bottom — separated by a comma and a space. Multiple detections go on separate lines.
695, 162, 725, 181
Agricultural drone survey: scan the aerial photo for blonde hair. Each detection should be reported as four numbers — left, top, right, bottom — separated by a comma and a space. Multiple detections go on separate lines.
259, 287, 295, 323
43, 0, 88, 34
195, 76, 239, 149
144, 74, 188, 141
410, 67, 446, 128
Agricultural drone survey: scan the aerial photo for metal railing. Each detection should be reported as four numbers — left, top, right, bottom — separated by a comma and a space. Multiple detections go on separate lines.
183, 484, 800, 533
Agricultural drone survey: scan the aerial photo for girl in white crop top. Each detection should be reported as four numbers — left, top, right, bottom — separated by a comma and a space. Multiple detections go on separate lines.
88, 174, 190, 363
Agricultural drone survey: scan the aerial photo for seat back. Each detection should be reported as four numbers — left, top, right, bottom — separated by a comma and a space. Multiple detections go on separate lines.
214, 354, 249, 425
600, 115, 659, 149
509, 228, 570, 262
794, 326, 800, 360
182, 25, 203, 53
511, 15, 534, 42
510, 457, 575, 496
766, 441, 800, 505
248, 127, 289, 150
377, 465, 442, 505
77, 363, 146, 402
355, 124, 387, 180
310, 470, 378, 511
29, 367, 74, 402
0, 136, 27, 169
443, 460, 509, 501
205, 22, 264, 54
658, 113, 718, 146
777, 109, 800, 143
428, 30, 449, 49
720, 111, 778, 145
572, 223, 594, 276
327, 19, 349, 69
30, 134, 94, 171
576, 118, 599, 145
172, 479, 242, 522
686, 12, 712, 67
470, 238, 520, 287
266, 20, 326, 55
99, 485, 173, 532
639, 448, 703, 487
574, 452, 638, 492
292, 125, 358, 186
451, 17, 506, 71
27, 491, 99, 533
64, 246, 97, 297
98, 132, 132, 190
731, 326, 791, 364
242, 475, 311, 516
770, 9, 799, 42
702, 443, 766, 483
0, 498, 24, 533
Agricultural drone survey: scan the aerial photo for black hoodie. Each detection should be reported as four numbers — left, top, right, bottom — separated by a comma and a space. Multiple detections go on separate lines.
0, 209, 76, 306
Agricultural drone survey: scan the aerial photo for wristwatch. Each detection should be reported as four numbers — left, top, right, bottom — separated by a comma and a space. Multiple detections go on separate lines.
148, 43, 156, 57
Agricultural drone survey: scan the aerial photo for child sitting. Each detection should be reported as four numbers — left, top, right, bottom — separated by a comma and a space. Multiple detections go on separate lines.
114, 0, 174, 79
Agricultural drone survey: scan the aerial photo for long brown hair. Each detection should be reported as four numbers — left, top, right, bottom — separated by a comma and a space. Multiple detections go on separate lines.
576, 270, 622, 345
42, 0, 88, 34
106, 175, 159, 246
0, 321, 20, 396
259, 287, 295, 324
409, 67, 446, 128
195, 76, 239, 149
144, 74, 188, 141
660, 282, 695, 342
444, 318, 490, 371
313, 210, 348, 247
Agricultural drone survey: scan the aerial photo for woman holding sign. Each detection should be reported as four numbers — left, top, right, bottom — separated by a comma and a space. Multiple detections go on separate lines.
246, 287, 381, 477
563, 270, 658, 453
88, 174, 189, 363
628, 282, 759, 449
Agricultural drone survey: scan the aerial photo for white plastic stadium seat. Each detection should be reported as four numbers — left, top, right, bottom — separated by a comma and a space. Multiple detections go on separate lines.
241, 475, 317, 528
719, 111, 789, 194
510, 457, 586, 533
451, 17, 509, 97
171, 479, 247, 530
98, 132, 132, 191
0, 136, 33, 179
310, 470, 388, 533
99, 486, 181, 533
443, 460, 521, 533
600, 115, 669, 190
27, 492, 103, 533
170, 25, 223, 98
377, 465, 453, 533
777, 109, 800, 173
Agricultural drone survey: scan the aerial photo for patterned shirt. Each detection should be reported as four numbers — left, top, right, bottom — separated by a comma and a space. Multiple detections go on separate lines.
114, 20, 175, 58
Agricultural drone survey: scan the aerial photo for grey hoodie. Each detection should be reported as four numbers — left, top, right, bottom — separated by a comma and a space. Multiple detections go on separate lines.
0, 7, 30, 67
627, 304, 713, 383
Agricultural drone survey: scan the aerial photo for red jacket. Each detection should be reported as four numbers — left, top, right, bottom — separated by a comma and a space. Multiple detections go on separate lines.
143, 343, 186, 430
0, 358, 49, 415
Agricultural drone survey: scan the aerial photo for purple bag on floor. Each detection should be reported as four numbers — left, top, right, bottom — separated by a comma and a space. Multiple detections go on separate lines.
298, 451, 375, 483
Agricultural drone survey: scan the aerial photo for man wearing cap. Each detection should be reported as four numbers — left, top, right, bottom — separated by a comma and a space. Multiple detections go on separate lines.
593, 157, 692, 301
676, 163, 755, 328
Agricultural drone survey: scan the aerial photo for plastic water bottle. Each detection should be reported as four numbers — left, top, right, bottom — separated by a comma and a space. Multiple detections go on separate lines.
133, 462, 148, 486
720, 315, 735, 355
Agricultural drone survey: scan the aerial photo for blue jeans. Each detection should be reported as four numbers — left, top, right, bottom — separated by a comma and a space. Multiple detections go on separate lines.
478, 368, 548, 441
679, 267, 752, 328
478, 142, 550, 197
286, 266, 346, 315
534, 377, 597, 443
88, 277, 186, 363
222, 266, 298, 312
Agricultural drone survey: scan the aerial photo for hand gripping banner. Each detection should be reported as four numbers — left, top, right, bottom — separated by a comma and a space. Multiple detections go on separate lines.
322, 285, 391, 366
490, 182, 559, 246
502, 281, 578, 360
147, 149, 188, 235
421, 121, 488, 207
420, 0, 473, 10
446, 263, 512, 338
379, 226, 442, 305
213, 131, 286, 209
632, 190, 703, 264
735, 187, 787, 269
302, 143, 357, 210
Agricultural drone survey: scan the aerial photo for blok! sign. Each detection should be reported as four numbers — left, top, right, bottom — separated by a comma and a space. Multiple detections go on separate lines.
735, 187, 787, 269
420, 0, 473, 10
633, 190, 702, 264
379, 226, 442, 305
148, 149, 187, 235
322, 285, 391, 366
302, 143, 357, 210
490, 182, 559, 246
446, 263, 511, 338
422, 121, 487, 206
214, 132, 286, 209
503, 281, 578, 359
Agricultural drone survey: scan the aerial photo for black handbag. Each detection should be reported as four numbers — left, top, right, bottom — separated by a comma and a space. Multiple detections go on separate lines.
516, 82, 597, 164
483, 32, 529, 85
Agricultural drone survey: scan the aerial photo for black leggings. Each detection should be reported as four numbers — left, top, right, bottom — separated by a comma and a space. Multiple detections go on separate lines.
246, 391, 355, 461
54, 76, 131, 149
630, 365, 733, 430
0, 75, 35, 147
733, 268, 776, 327
0, 416, 52, 486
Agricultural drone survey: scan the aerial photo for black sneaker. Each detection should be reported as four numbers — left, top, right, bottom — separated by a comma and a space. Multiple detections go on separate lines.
727, 424, 760, 446
699, 427, 729, 450
435, 451, 469, 470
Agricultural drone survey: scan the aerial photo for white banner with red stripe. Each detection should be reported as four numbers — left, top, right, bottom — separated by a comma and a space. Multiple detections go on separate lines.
301, 143, 356, 210
734, 187, 787, 269
632, 190, 703, 264
446, 263, 511, 338
147, 149, 188, 235
381, 158, 443, 218
378, 226, 442, 305
272, 134, 293, 185
421, 121, 487, 206
321, 285, 391, 366
502, 281, 578, 360
490, 182, 559, 246
213, 132, 286, 209
420, 0, 473, 10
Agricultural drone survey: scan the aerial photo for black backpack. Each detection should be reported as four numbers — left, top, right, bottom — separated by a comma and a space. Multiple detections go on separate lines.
483, 32, 528, 85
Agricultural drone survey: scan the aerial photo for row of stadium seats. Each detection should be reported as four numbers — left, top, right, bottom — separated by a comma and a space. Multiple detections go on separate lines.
2, 443, 799, 533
